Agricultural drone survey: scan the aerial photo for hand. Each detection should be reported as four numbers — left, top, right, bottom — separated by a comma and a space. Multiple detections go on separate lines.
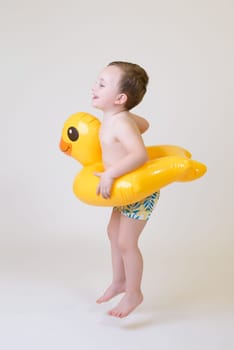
94, 171, 114, 199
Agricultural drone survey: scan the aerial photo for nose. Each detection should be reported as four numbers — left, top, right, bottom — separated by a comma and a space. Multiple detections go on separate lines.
91, 81, 97, 93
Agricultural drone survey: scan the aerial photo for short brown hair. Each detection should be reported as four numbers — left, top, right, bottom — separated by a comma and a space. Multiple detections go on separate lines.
108, 61, 149, 110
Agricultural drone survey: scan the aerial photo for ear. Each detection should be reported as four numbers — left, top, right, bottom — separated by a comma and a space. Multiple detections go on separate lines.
115, 93, 128, 106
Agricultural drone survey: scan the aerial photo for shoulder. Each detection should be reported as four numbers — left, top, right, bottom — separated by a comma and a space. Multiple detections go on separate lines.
114, 112, 139, 129
112, 113, 140, 139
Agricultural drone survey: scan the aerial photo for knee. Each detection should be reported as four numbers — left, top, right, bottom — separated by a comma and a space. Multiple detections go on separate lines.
118, 239, 127, 253
117, 237, 135, 254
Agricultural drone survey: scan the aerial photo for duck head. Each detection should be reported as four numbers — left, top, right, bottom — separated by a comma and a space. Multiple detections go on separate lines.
59, 112, 102, 166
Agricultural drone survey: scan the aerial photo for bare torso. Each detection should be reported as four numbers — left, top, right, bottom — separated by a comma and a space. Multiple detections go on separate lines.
99, 112, 149, 169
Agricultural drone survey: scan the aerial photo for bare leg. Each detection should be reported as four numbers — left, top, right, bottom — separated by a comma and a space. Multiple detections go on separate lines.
96, 210, 126, 303
108, 215, 147, 318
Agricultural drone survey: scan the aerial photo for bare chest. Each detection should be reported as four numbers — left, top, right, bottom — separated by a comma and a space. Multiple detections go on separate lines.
99, 123, 126, 167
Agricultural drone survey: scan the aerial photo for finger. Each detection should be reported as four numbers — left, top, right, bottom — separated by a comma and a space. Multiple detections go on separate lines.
100, 188, 106, 199
105, 189, 111, 198
102, 188, 110, 199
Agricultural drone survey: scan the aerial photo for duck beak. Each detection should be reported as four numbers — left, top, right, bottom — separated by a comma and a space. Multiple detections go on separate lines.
59, 139, 72, 156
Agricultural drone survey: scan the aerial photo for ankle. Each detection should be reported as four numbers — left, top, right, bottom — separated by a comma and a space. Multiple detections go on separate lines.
125, 289, 143, 298
112, 280, 126, 288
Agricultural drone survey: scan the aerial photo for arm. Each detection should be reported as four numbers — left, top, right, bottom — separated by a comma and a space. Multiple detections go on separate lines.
106, 120, 148, 178
95, 118, 148, 198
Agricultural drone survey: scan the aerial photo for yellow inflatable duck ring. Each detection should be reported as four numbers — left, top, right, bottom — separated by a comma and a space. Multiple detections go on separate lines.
59, 112, 207, 206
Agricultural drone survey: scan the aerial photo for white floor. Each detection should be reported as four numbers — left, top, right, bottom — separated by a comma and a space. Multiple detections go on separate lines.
0, 231, 233, 350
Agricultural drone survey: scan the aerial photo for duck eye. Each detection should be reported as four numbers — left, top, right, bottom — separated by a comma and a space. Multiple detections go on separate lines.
67, 127, 79, 141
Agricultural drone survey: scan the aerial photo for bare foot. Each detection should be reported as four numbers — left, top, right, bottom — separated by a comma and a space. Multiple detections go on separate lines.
96, 282, 125, 304
108, 291, 143, 318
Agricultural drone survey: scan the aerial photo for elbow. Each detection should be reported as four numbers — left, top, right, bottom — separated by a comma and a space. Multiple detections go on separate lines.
145, 121, 150, 132
141, 121, 150, 134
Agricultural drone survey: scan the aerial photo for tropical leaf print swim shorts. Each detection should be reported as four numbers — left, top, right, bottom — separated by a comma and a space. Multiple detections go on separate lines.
113, 191, 160, 221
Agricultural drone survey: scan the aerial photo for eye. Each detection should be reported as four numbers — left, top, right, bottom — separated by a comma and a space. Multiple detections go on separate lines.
67, 127, 79, 141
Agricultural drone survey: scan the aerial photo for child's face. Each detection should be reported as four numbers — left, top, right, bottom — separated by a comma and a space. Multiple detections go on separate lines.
92, 65, 123, 111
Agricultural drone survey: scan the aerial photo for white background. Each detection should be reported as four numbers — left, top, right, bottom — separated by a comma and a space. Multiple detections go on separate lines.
1, 0, 233, 349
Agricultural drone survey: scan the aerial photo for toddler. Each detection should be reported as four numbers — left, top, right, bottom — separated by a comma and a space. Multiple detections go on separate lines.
92, 61, 160, 318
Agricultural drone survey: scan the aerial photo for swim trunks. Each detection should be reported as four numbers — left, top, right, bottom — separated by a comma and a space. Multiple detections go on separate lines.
113, 191, 160, 221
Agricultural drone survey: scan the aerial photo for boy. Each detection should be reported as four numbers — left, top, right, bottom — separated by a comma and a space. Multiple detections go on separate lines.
92, 61, 160, 318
